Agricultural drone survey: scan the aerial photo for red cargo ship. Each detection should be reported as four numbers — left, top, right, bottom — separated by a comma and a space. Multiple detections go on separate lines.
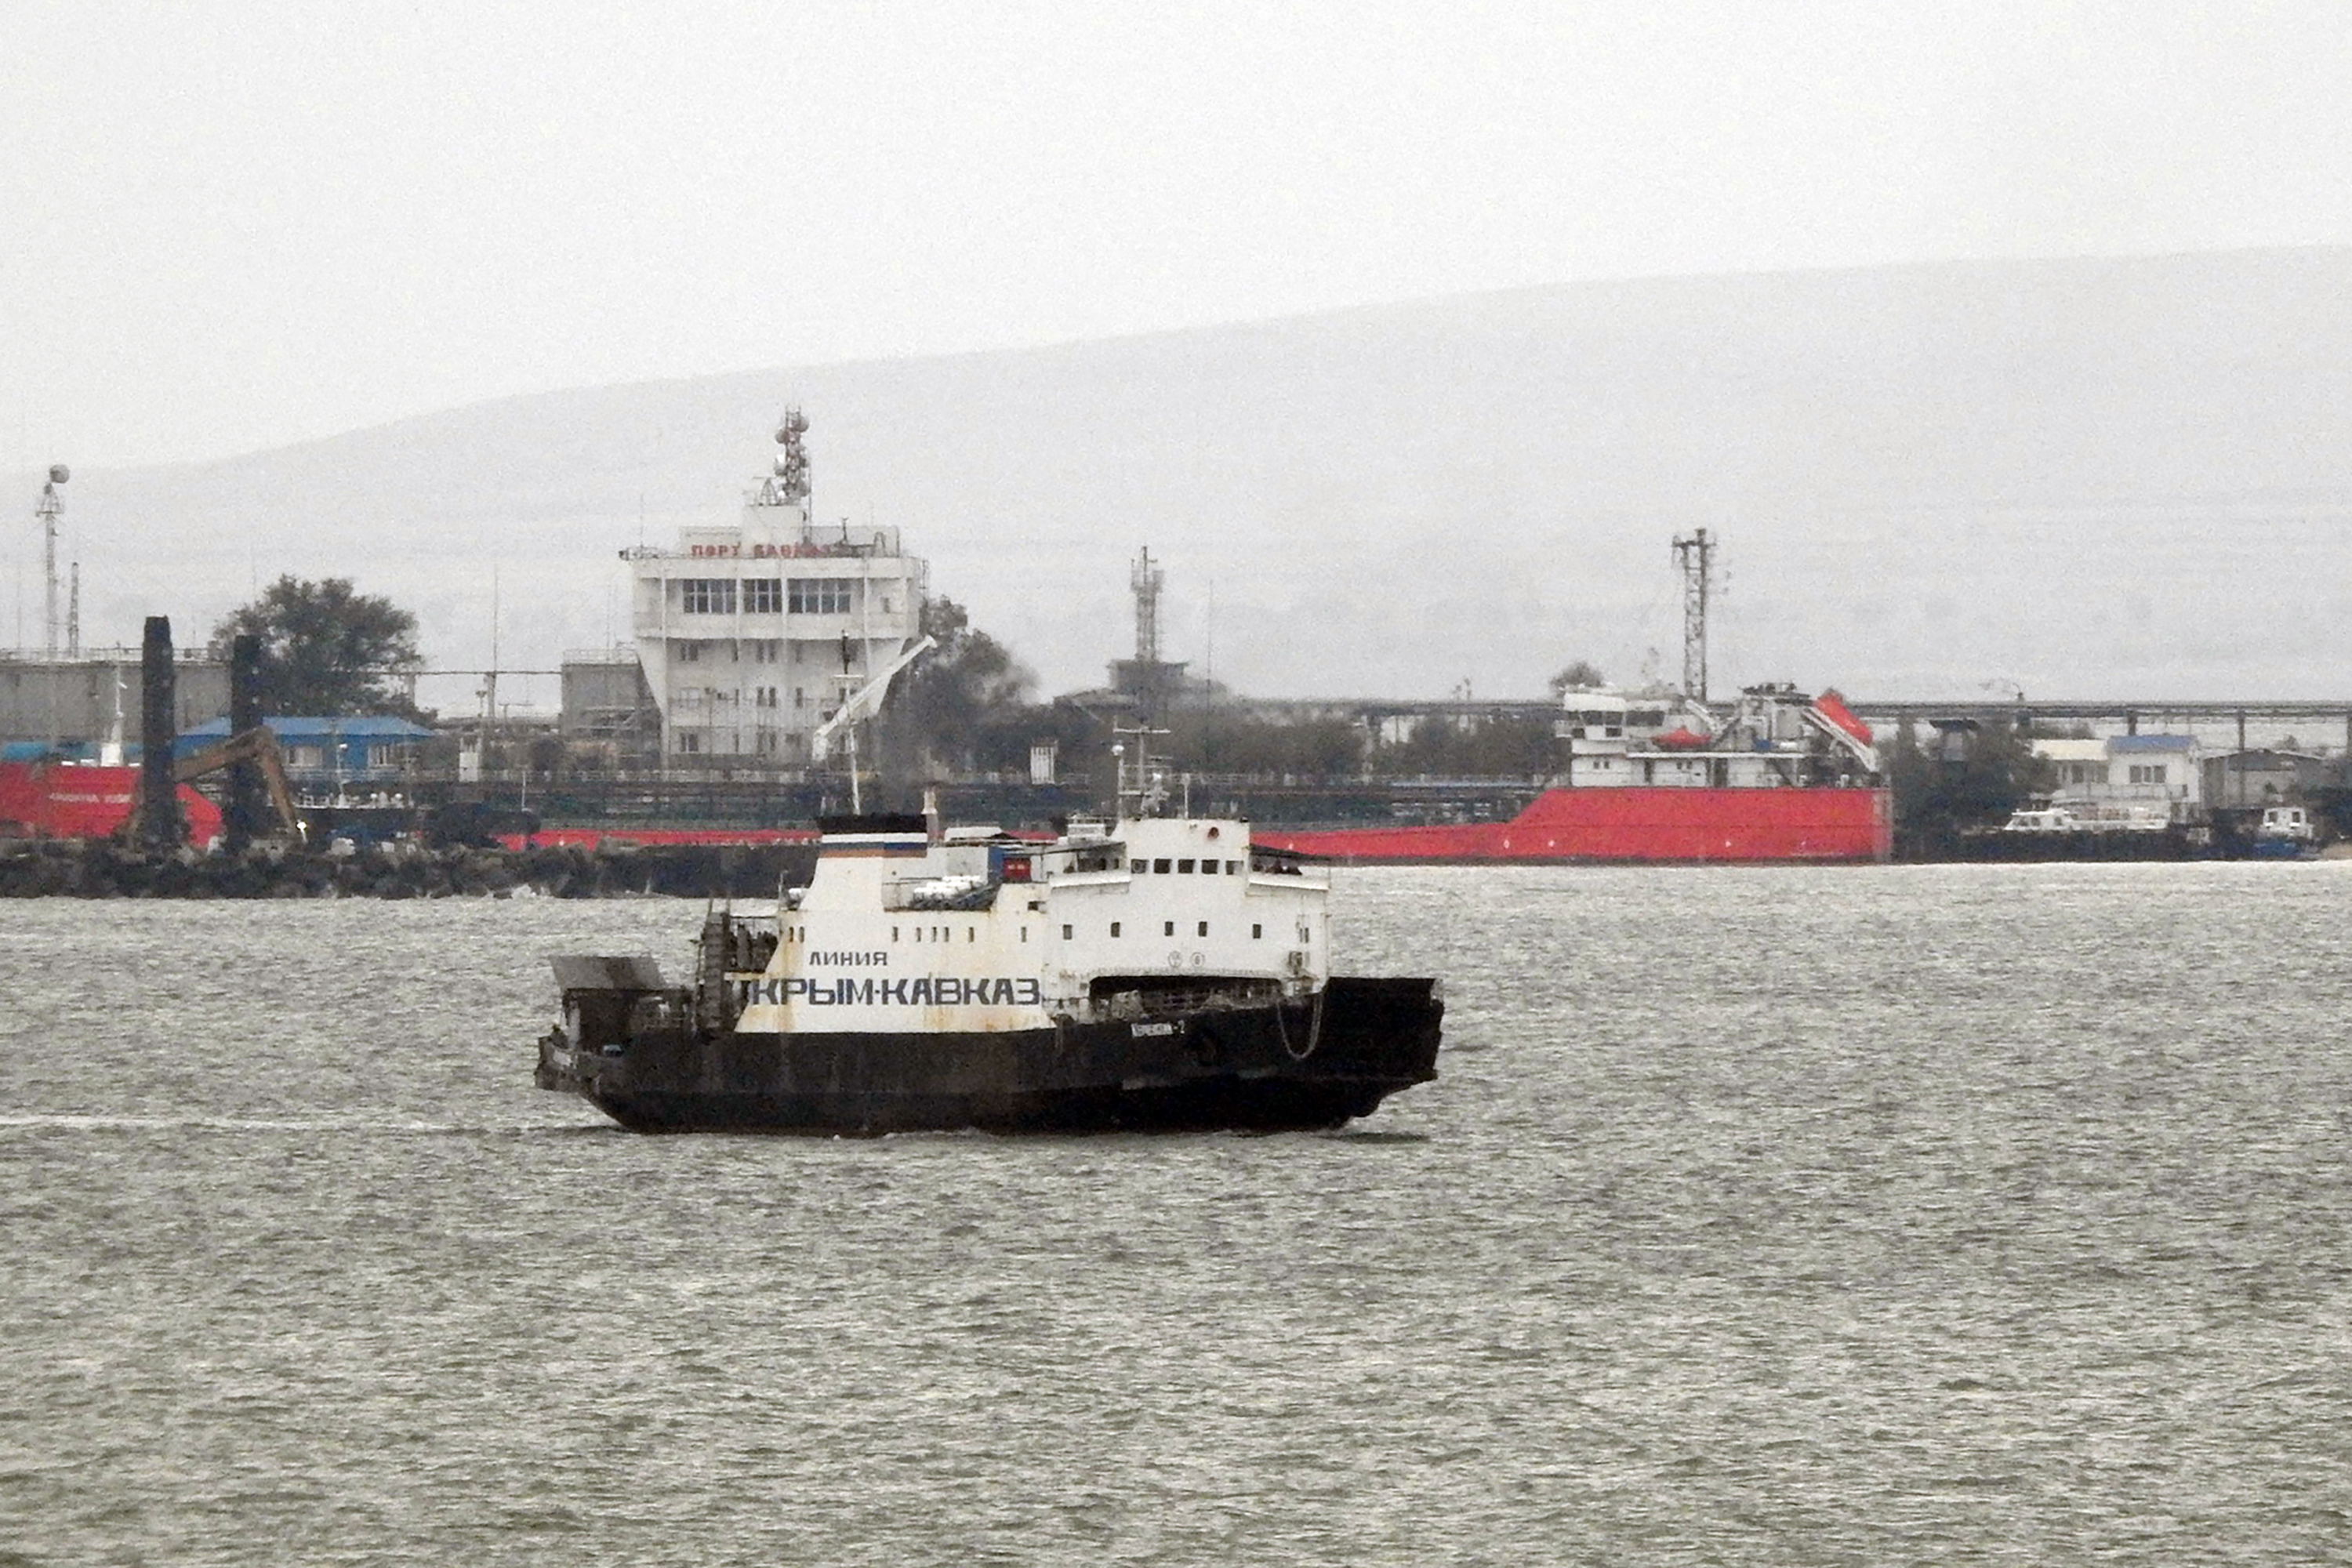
0, 760, 224, 847
1257, 685, 1891, 865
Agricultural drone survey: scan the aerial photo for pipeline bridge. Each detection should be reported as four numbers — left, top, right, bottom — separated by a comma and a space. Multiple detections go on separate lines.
1239, 694, 2352, 742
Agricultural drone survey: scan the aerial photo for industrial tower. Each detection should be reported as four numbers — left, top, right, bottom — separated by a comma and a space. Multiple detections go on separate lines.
1671, 528, 1714, 703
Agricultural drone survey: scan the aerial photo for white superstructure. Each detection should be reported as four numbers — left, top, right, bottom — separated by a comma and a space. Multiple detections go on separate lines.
627, 410, 927, 763
731, 815, 1330, 1037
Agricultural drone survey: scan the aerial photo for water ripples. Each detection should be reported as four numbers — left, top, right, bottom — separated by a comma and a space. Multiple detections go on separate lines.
4, 866, 2350, 1562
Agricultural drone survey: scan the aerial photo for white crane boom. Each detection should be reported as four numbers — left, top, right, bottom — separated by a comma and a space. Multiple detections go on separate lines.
811, 635, 937, 762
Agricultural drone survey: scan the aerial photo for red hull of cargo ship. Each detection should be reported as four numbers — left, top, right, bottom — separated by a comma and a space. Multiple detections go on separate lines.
1258, 786, 1893, 865
0, 762, 224, 847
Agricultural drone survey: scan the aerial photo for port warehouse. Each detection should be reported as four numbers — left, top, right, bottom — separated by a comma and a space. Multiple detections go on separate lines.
5, 641, 2352, 832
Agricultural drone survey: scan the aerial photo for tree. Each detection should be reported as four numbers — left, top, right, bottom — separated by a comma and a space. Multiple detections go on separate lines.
209, 576, 426, 718
1547, 659, 1606, 696
886, 597, 1035, 774
1888, 717, 2054, 858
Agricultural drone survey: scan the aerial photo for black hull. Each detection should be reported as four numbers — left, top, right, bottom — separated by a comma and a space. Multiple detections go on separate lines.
538, 977, 1442, 1134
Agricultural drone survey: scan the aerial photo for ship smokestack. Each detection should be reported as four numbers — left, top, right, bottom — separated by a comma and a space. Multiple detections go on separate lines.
139, 615, 184, 850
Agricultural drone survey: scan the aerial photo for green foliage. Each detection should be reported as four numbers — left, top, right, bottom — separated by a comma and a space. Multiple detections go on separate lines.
1164, 713, 1367, 779
1889, 717, 2056, 857
885, 597, 1035, 774
209, 576, 425, 718
1377, 715, 1555, 777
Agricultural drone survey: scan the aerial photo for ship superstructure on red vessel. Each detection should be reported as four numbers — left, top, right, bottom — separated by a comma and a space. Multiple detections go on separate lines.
1258, 684, 1892, 865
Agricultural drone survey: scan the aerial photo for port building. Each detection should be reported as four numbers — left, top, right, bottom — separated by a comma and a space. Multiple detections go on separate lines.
616, 412, 926, 767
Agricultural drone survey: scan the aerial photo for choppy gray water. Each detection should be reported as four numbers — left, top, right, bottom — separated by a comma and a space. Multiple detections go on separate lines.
5, 864, 2350, 1565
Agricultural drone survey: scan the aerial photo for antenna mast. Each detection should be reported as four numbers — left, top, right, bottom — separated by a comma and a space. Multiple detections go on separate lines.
1671, 528, 1714, 702
1131, 546, 1162, 667
758, 408, 811, 510
66, 562, 79, 656
35, 465, 66, 657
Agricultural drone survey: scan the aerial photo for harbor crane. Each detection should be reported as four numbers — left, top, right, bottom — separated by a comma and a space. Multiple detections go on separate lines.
811, 635, 937, 814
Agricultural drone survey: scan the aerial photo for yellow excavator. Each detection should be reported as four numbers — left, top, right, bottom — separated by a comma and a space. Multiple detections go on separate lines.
121, 726, 305, 844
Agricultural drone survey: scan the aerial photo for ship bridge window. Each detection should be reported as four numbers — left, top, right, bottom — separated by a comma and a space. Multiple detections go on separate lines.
1153, 858, 1171, 873
1178, 858, 1195, 873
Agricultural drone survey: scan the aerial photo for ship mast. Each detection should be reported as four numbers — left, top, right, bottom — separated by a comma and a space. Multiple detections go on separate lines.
1671, 528, 1714, 703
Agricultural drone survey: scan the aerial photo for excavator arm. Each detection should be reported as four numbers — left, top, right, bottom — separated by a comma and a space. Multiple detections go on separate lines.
123, 726, 304, 843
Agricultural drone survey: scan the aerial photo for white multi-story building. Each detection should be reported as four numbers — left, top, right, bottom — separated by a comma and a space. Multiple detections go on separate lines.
2032, 732, 2204, 822
627, 412, 927, 764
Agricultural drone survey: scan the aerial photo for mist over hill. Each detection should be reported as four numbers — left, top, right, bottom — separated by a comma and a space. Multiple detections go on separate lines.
14, 248, 2352, 710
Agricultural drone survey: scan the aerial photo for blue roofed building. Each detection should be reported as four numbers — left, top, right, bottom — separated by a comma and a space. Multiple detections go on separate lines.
2030, 731, 2204, 823
175, 716, 434, 794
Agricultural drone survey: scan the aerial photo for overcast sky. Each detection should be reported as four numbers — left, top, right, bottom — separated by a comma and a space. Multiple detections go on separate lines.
5, 0, 2349, 468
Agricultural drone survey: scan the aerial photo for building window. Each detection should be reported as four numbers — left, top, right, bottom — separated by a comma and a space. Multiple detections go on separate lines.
745, 579, 783, 615
2129, 764, 2169, 786
681, 579, 737, 615
677, 641, 702, 663
1163, 921, 1175, 936
1177, 858, 1195, 873
1153, 858, 1171, 873
1196, 921, 1208, 937
1061, 924, 1073, 940
676, 731, 702, 754
1252, 924, 1262, 939
788, 579, 853, 615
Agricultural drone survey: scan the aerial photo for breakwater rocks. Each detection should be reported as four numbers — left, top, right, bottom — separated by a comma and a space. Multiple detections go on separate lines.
0, 839, 818, 900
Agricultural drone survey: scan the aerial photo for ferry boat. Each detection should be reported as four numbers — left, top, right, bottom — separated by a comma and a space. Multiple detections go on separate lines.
535, 807, 1443, 1134
1257, 684, 1891, 865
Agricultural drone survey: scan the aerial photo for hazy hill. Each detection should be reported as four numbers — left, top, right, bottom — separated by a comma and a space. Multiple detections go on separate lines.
13, 247, 2352, 710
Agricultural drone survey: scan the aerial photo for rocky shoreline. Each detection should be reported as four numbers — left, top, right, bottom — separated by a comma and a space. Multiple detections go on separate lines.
0, 839, 815, 900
